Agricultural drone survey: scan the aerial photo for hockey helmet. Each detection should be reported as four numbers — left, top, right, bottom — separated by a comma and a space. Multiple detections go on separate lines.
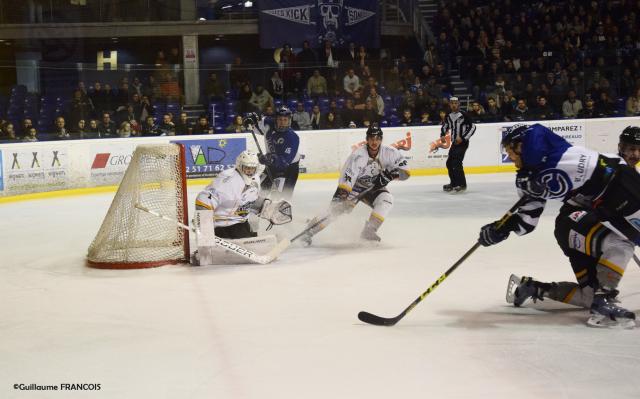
501, 123, 530, 148
619, 126, 640, 146
235, 150, 262, 185
366, 123, 383, 138
275, 106, 292, 132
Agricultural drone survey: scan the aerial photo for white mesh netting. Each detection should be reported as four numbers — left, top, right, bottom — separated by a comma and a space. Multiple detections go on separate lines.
87, 143, 188, 268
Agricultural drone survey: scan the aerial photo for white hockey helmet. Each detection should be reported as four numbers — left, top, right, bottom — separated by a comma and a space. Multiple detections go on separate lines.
235, 150, 263, 184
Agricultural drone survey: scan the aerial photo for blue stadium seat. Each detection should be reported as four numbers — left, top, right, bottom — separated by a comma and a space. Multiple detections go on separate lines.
287, 99, 298, 110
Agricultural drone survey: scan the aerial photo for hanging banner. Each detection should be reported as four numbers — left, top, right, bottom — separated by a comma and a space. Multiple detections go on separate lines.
258, 0, 379, 48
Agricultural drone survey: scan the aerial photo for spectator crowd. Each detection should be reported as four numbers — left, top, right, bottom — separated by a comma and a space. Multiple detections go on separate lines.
3, 0, 640, 143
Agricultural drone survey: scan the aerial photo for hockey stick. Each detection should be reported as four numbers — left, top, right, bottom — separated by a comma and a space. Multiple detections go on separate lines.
134, 204, 287, 265
289, 185, 376, 244
358, 196, 529, 326
248, 119, 282, 191
634, 254, 640, 268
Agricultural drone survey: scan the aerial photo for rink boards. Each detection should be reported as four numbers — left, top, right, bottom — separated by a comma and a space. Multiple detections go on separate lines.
0, 116, 637, 199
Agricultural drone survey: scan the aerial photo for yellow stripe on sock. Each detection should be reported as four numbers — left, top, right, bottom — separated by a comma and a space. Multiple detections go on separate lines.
563, 287, 578, 304
371, 212, 385, 222
598, 258, 625, 276
575, 268, 588, 279
584, 224, 602, 257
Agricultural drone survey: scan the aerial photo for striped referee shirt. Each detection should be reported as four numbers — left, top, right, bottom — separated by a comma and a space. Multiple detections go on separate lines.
441, 111, 476, 142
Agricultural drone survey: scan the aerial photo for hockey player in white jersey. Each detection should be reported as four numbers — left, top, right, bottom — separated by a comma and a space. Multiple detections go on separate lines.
191, 150, 293, 265
194, 150, 292, 240
302, 124, 410, 245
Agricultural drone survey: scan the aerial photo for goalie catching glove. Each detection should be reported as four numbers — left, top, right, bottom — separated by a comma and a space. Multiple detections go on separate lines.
259, 198, 293, 230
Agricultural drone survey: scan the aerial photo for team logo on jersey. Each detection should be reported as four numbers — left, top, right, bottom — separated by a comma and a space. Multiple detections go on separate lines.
569, 230, 586, 251
568, 210, 587, 223
537, 169, 572, 199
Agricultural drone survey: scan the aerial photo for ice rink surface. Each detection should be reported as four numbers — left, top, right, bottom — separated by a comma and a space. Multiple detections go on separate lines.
2, 173, 640, 399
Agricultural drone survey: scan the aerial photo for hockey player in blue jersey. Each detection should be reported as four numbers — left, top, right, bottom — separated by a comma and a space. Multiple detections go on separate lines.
478, 123, 640, 328
243, 106, 302, 200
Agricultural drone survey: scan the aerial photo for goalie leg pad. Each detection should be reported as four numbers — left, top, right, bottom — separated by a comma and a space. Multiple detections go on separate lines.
192, 209, 216, 265
196, 235, 278, 265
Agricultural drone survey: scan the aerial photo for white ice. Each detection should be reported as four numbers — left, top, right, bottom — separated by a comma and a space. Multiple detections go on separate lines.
2, 174, 640, 399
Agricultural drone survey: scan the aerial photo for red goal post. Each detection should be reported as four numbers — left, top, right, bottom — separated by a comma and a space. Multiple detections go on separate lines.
87, 143, 190, 269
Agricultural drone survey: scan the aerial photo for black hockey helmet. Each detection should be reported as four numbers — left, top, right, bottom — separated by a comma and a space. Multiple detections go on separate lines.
366, 123, 383, 138
501, 123, 530, 148
275, 106, 292, 132
619, 126, 640, 146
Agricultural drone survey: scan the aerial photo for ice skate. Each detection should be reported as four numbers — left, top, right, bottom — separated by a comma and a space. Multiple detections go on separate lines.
587, 290, 636, 329
452, 185, 467, 192
506, 275, 548, 307
360, 218, 382, 242
442, 184, 453, 192
360, 226, 381, 242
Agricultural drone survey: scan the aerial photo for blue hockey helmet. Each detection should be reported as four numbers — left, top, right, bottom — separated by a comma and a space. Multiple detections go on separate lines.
501, 124, 530, 148
275, 106, 292, 132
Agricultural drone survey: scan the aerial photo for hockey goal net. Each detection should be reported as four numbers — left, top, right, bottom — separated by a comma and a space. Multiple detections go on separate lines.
87, 143, 190, 269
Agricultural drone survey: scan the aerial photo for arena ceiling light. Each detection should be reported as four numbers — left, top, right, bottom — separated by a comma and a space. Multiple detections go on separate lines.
244, 1, 253, 7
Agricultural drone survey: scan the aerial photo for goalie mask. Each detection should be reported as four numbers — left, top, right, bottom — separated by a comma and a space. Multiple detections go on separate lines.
235, 150, 263, 185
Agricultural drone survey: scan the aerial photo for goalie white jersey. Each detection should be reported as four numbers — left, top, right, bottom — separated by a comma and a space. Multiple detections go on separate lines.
338, 144, 409, 194
195, 167, 260, 227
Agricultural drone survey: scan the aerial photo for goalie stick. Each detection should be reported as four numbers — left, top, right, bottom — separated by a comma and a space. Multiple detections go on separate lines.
358, 196, 529, 326
134, 204, 289, 265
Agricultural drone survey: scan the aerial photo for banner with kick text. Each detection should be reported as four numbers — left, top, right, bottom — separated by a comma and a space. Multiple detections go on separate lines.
258, 0, 379, 48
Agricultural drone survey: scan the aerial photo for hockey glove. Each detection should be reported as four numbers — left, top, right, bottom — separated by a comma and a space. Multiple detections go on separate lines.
515, 169, 547, 198
374, 169, 400, 189
258, 153, 273, 166
478, 222, 510, 247
243, 112, 260, 128
330, 187, 355, 215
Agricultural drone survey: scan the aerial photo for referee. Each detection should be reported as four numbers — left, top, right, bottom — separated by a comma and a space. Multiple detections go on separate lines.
440, 97, 476, 192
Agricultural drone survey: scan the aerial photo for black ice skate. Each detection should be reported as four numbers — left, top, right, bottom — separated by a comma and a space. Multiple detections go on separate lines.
588, 289, 636, 329
452, 185, 467, 192
506, 275, 549, 307
443, 184, 453, 192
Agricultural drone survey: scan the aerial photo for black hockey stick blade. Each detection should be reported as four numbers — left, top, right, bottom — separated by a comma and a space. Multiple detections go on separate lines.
357, 196, 528, 327
357, 311, 401, 326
